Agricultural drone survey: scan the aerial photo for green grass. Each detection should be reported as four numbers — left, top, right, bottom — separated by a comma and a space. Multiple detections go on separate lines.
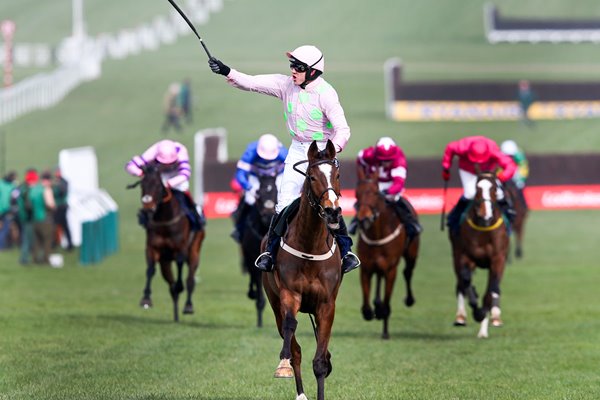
1, 211, 599, 399
1, 1, 600, 398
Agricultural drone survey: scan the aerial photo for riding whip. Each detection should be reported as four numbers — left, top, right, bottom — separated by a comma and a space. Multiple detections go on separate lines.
166, 0, 213, 59
440, 180, 448, 231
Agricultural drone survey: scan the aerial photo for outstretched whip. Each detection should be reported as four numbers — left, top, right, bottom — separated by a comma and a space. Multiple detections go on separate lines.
166, 0, 213, 59
440, 180, 448, 231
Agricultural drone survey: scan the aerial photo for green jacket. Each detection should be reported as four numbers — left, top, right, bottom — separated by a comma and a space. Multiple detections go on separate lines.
17, 183, 47, 223
0, 179, 15, 215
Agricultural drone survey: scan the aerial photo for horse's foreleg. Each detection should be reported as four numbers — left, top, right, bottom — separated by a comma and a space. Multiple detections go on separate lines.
374, 274, 386, 320
360, 268, 374, 321
381, 267, 398, 340
458, 264, 485, 323
256, 272, 266, 328
275, 291, 300, 379
140, 257, 157, 309
184, 235, 204, 315
403, 246, 418, 307
314, 304, 335, 400
486, 264, 504, 329
159, 259, 179, 322
290, 335, 305, 399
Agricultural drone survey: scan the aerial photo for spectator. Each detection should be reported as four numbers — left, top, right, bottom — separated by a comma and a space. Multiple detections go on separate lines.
178, 78, 193, 124
0, 171, 18, 250
517, 80, 536, 128
52, 167, 73, 250
33, 171, 56, 264
16, 169, 39, 265
161, 83, 182, 134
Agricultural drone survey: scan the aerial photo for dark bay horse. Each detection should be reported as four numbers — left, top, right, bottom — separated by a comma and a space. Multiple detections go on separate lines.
128, 163, 205, 322
355, 167, 419, 339
262, 140, 342, 400
449, 170, 509, 338
504, 180, 528, 259
240, 172, 278, 328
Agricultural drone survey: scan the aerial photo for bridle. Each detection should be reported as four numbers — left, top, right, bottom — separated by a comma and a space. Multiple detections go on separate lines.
355, 178, 381, 225
468, 174, 504, 231
293, 158, 341, 220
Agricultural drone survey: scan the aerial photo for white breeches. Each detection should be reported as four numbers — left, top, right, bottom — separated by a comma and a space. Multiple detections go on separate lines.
276, 140, 328, 214
244, 174, 283, 205
459, 169, 504, 200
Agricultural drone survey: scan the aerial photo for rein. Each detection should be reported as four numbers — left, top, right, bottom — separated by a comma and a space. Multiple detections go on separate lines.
293, 158, 341, 220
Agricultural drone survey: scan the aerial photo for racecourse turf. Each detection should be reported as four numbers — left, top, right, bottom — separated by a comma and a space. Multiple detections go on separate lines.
1, 0, 599, 398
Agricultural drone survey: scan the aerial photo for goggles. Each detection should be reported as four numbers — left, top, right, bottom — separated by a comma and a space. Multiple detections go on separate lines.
289, 59, 309, 72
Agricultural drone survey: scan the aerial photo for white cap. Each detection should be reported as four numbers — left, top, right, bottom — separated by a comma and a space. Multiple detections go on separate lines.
501, 140, 518, 156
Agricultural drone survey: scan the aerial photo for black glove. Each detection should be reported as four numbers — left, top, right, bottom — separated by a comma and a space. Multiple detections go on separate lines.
208, 57, 230, 76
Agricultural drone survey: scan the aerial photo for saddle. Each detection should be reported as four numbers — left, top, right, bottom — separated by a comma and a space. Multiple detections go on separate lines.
273, 198, 301, 237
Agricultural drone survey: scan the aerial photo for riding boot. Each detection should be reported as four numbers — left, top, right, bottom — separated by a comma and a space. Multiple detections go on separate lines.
447, 196, 470, 235
230, 201, 250, 243
348, 215, 359, 235
177, 190, 204, 231
395, 197, 422, 240
332, 218, 361, 274
498, 197, 516, 223
137, 209, 150, 228
255, 213, 281, 272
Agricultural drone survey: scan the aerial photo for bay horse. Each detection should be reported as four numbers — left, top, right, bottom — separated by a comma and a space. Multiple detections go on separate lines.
240, 172, 278, 328
354, 166, 419, 339
503, 180, 528, 259
127, 163, 205, 322
449, 170, 509, 338
262, 140, 342, 400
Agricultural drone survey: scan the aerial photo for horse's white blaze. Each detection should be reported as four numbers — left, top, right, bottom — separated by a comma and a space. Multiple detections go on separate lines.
296, 394, 308, 400
142, 194, 153, 204
478, 316, 490, 338
477, 179, 493, 219
318, 164, 338, 204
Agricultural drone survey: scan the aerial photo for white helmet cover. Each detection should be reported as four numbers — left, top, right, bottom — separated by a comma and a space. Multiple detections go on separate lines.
501, 140, 518, 156
286, 45, 325, 73
257, 134, 280, 161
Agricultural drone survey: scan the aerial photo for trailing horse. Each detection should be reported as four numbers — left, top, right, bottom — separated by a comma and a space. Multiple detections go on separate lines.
127, 163, 205, 322
449, 170, 509, 338
504, 180, 529, 259
239, 172, 278, 328
354, 167, 419, 339
262, 140, 343, 400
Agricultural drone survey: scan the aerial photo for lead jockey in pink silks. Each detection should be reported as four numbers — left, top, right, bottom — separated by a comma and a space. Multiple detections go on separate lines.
126, 139, 204, 230
442, 135, 517, 235
208, 45, 360, 273
350, 137, 422, 239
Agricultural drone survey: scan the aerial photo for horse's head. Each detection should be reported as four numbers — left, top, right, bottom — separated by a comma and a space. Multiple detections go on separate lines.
139, 163, 170, 212
303, 140, 342, 228
355, 166, 380, 230
255, 172, 278, 226
472, 170, 500, 224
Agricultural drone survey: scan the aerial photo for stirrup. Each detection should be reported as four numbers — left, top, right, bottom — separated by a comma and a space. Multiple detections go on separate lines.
255, 252, 274, 272
341, 251, 361, 274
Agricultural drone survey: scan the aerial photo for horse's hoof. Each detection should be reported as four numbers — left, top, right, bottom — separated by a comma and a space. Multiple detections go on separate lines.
361, 306, 374, 321
516, 248, 523, 259
183, 304, 194, 314
473, 309, 487, 322
492, 318, 503, 327
381, 332, 390, 340
296, 394, 309, 400
454, 316, 467, 326
404, 296, 415, 307
140, 299, 153, 309
247, 289, 257, 300
274, 359, 294, 378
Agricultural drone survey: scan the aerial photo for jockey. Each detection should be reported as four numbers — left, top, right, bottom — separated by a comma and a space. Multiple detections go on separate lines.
209, 44, 360, 274
230, 133, 288, 243
501, 139, 529, 209
125, 139, 204, 230
350, 137, 422, 239
442, 135, 517, 234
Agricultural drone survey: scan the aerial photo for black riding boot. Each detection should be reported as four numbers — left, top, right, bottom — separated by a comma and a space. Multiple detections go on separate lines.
348, 215, 359, 235
255, 213, 281, 272
498, 197, 516, 223
447, 196, 470, 235
230, 200, 250, 243
137, 209, 150, 228
333, 218, 360, 274
395, 197, 422, 240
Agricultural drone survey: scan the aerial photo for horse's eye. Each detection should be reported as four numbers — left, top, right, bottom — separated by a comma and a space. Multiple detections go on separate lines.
336, 174, 340, 180
308, 175, 315, 182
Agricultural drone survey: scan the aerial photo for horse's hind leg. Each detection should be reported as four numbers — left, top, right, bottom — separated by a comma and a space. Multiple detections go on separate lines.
184, 232, 205, 315
374, 274, 386, 320
381, 267, 398, 340
458, 264, 485, 323
140, 256, 156, 309
290, 335, 306, 399
360, 268, 374, 321
256, 271, 266, 328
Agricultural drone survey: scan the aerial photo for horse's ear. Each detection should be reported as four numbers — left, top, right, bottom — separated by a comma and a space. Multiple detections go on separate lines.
474, 163, 482, 175
308, 141, 319, 162
357, 164, 366, 180
325, 140, 336, 159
